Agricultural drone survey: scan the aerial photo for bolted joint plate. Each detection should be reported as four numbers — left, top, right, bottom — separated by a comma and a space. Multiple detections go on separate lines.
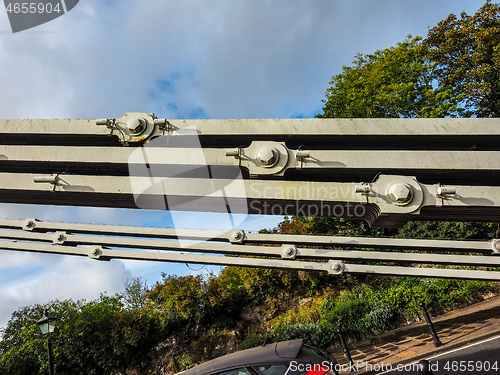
100, 112, 167, 145
370, 175, 424, 214
236, 141, 292, 176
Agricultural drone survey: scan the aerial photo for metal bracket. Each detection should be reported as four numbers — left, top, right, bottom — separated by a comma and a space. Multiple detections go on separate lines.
232, 141, 292, 176
96, 112, 168, 145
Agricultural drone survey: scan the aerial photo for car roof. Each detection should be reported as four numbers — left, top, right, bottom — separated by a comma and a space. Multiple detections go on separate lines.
177, 339, 304, 375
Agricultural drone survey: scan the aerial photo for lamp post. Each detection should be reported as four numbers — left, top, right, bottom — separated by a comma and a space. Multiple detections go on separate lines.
37, 309, 58, 375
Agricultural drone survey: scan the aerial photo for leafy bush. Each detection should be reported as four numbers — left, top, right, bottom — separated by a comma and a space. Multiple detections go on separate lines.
271, 323, 329, 348
319, 295, 397, 341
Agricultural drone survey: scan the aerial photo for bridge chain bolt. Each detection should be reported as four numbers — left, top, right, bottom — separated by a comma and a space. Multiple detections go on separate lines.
126, 118, 146, 134
229, 229, 245, 243
387, 183, 413, 205
89, 246, 103, 259
257, 147, 279, 167
22, 218, 36, 231
330, 261, 345, 274
492, 239, 500, 254
53, 231, 67, 244
281, 245, 297, 259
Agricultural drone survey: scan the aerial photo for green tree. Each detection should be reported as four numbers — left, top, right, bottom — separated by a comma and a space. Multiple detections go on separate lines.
318, 36, 461, 118
0, 295, 159, 375
123, 276, 149, 311
424, 0, 500, 117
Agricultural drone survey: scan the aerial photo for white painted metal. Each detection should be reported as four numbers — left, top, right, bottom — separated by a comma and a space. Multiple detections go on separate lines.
0, 218, 498, 281
1, 113, 500, 280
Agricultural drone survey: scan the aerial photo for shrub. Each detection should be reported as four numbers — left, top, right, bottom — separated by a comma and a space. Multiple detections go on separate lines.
271, 323, 329, 348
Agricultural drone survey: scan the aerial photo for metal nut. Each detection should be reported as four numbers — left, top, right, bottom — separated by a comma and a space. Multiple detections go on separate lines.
281, 245, 297, 259
53, 231, 66, 244
387, 183, 413, 205
330, 261, 345, 274
22, 218, 36, 231
88, 246, 102, 259
492, 239, 500, 254
229, 229, 245, 243
126, 118, 146, 134
257, 148, 279, 166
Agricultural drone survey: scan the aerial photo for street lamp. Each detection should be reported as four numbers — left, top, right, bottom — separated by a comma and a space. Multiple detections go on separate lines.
37, 309, 58, 375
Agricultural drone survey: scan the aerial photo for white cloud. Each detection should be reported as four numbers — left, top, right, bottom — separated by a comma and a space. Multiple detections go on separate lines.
0, 254, 132, 328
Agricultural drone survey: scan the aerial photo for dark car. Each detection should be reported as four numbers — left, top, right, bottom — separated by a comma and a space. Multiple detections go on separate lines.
176, 339, 339, 375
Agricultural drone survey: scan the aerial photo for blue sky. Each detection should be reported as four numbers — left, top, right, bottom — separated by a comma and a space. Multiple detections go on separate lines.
0, 0, 489, 327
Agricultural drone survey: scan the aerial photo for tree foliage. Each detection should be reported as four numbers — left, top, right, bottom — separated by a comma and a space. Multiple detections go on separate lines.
424, 0, 500, 117
0, 296, 160, 375
319, 1, 500, 118
319, 37, 462, 118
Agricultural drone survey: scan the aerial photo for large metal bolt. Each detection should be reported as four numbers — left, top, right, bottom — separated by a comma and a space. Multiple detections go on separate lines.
281, 245, 297, 259
23, 219, 36, 231
330, 261, 344, 274
53, 231, 66, 244
492, 239, 500, 254
388, 183, 413, 205
257, 147, 279, 166
331, 262, 341, 271
126, 118, 146, 134
229, 229, 245, 243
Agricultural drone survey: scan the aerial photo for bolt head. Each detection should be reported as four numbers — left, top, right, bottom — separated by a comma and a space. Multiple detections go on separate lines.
126, 118, 146, 134
23, 219, 36, 231
257, 148, 279, 166
388, 183, 413, 204
493, 240, 500, 253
